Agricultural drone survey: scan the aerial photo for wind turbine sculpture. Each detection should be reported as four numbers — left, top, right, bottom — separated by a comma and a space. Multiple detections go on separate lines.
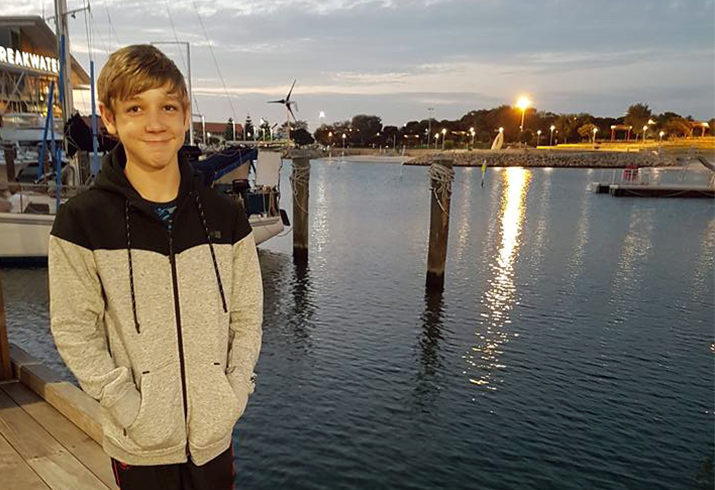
268, 80, 298, 145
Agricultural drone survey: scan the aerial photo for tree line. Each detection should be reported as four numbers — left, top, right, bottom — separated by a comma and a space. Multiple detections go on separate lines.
310, 104, 714, 149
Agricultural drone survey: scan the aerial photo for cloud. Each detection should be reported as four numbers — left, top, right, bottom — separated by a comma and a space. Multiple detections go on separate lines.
3, 0, 713, 124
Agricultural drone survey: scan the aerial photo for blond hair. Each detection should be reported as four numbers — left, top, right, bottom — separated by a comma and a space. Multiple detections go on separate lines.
98, 44, 189, 113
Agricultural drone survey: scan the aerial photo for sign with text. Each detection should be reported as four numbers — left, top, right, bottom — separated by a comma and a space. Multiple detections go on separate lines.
0, 46, 59, 74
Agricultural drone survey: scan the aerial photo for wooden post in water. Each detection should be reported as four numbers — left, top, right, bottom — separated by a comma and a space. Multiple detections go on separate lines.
291, 151, 311, 261
426, 158, 454, 291
0, 266, 12, 380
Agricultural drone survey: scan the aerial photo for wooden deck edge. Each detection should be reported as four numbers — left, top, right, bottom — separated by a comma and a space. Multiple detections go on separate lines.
8, 343, 103, 445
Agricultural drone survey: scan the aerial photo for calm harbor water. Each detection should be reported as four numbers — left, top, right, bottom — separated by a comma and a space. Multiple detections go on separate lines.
2, 160, 714, 490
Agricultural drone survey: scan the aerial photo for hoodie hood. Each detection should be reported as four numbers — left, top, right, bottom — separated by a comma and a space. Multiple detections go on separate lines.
95, 143, 199, 209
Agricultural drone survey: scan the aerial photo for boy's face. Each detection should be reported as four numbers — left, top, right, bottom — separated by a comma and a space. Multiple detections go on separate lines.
100, 84, 189, 172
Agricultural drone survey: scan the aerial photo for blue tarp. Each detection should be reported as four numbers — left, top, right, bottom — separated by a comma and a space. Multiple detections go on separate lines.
191, 147, 257, 184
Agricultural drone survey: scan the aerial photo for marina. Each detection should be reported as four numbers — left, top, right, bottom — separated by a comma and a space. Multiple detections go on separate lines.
1, 0, 714, 489
2, 161, 713, 490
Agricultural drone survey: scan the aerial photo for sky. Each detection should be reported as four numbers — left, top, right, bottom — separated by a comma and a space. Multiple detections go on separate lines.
5, 0, 715, 130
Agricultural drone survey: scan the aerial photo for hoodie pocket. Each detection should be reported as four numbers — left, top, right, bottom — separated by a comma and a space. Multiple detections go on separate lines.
125, 366, 185, 451
188, 364, 245, 449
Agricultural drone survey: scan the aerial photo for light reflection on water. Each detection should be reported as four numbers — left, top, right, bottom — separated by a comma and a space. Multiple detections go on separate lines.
467, 167, 531, 389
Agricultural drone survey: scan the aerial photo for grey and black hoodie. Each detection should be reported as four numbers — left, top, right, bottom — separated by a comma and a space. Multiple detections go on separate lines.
49, 144, 263, 466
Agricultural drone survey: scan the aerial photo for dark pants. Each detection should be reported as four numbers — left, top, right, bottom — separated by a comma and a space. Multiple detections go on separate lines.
110, 443, 235, 490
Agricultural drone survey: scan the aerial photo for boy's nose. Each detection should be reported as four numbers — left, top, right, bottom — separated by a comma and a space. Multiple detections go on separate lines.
145, 111, 166, 132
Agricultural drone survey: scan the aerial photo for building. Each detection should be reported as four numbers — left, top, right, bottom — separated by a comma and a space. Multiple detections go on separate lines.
0, 16, 89, 122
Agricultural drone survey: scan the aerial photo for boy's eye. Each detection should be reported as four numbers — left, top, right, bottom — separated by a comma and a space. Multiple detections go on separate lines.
127, 105, 141, 113
165, 104, 178, 111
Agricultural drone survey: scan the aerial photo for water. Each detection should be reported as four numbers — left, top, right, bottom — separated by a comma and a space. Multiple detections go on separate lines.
2, 160, 714, 490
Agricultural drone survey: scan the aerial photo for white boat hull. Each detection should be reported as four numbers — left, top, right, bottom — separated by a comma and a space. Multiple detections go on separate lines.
0, 213, 55, 258
0, 212, 284, 258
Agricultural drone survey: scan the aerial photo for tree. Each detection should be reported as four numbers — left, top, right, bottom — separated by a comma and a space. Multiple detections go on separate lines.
224, 118, 235, 141
351, 115, 382, 146
292, 128, 314, 146
663, 117, 693, 138
314, 124, 335, 146
578, 123, 598, 142
244, 115, 254, 140
625, 103, 652, 135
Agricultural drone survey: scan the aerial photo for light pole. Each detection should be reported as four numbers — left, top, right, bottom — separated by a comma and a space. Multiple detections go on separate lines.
550, 125, 555, 146
328, 131, 333, 148
702, 122, 710, 137
441, 128, 447, 151
342, 133, 346, 149
659, 130, 665, 150
434, 133, 440, 150
642, 125, 648, 143
516, 95, 531, 142
427, 107, 434, 146
200, 114, 206, 144
536, 129, 542, 147
592, 127, 598, 146
470, 127, 475, 149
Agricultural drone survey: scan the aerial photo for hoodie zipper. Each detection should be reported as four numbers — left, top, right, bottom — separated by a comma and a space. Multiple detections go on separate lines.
168, 218, 190, 458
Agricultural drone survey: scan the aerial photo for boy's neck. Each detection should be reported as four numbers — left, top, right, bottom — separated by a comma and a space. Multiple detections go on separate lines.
124, 156, 181, 203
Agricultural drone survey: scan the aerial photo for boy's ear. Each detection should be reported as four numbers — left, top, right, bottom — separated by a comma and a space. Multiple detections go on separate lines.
99, 103, 118, 136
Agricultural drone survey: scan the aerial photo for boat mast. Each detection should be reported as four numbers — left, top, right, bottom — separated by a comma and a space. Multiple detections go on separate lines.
54, 0, 73, 126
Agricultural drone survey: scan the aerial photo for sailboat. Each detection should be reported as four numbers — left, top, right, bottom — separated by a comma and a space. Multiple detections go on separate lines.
0, 7, 288, 259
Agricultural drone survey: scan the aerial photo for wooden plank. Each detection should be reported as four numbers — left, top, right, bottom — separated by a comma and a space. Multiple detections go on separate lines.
0, 388, 111, 490
0, 430, 52, 490
0, 267, 12, 381
1, 382, 117, 490
10, 343, 103, 445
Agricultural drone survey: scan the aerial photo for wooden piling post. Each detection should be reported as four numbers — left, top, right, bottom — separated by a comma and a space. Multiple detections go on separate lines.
0, 266, 12, 380
426, 159, 454, 291
291, 152, 311, 261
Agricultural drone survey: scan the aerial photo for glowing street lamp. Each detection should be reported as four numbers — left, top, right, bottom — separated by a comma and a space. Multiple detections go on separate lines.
470, 127, 476, 148
516, 95, 531, 141
441, 128, 447, 150
659, 131, 665, 147
592, 127, 598, 145
536, 129, 542, 147
342, 132, 346, 149
701, 122, 710, 137
642, 125, 648, 143
434, 132, 440, 150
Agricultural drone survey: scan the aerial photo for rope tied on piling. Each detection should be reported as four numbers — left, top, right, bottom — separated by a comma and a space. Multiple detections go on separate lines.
289, 162, 310, 215
429, 162, 455, 216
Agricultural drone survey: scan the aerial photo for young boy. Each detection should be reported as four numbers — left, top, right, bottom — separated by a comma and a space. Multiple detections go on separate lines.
48, 44, 262, 490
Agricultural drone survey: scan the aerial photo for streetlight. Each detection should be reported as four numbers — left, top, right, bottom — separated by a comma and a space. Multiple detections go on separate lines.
659, 130, 665, 149
550, 125, 555, 146
328, 131, 333, 148
642, 125, 648, 143
516, 95, 531, 141
702, 122, 710, 137
441, 128, 447, 150
342, 133, 346, 149
427, 107, 434, 146
434, 133, 440, 150
592, 127, 598, 145
536, 129, 542, 147
470, 127, 475, 148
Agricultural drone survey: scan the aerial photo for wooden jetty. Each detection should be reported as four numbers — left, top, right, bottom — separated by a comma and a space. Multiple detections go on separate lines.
608, 184, 714, 198
0, 267, 116, 490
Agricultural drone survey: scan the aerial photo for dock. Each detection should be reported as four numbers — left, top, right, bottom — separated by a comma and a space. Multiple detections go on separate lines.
608, 184, 714, 198
0, 346, 117, 490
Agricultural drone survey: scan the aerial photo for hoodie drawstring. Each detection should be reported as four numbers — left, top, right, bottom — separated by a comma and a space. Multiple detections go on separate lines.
125, 200, 141, 334
194, 193, 228, 313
